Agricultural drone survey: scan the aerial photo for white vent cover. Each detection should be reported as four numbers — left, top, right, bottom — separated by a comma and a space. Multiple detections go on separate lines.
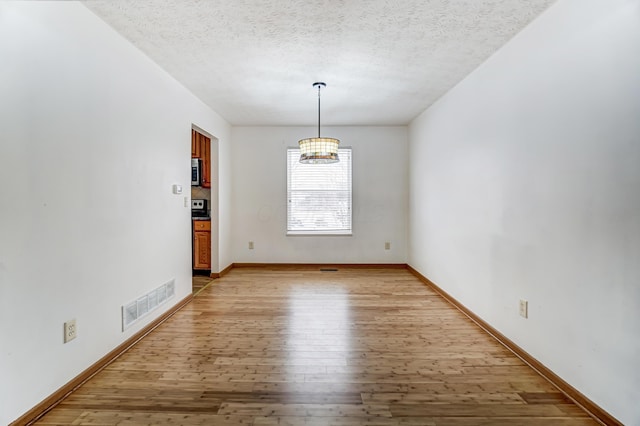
137, 296, 149, 317
148, 289, 158, 311
157, 286, 167, 304
122, 278, 176, 331
123, 302, 138, 328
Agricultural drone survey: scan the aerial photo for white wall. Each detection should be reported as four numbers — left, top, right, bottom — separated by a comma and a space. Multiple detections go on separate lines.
231, 126, 408, 263
409, 0, 640, 423
0, 2, 231, 423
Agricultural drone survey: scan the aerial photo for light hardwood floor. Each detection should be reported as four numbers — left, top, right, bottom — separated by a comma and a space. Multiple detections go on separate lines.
192, 274, 214, 294
36, 267, 597, 425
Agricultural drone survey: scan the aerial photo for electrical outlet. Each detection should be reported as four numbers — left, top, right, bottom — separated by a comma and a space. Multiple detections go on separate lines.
64, 319, 77, 343
248, 241, 254, 250
519, 300, 528, 318
384, 242, 391, 250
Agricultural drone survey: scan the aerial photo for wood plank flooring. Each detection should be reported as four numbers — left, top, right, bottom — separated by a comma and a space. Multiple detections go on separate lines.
191, 274, 214, 294
36, 267, 597, 425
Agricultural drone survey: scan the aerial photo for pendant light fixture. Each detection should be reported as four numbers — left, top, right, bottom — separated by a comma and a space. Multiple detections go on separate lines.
298, 82, 340, 164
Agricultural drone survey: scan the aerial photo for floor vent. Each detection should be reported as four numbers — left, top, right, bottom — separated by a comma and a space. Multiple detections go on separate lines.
122, 279, 175, 331
320, 268, 339, 272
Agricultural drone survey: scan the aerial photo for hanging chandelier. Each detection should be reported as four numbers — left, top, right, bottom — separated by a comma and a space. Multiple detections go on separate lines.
298, 82, 340, 164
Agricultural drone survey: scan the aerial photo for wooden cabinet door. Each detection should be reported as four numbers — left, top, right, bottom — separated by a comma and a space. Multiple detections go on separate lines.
191, 129, 201, 158
201, 134, 211, 188
193, 230, 211, 269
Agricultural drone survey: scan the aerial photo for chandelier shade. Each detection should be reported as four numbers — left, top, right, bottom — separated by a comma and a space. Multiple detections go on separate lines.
298, 137, 340, 164
298, 82, 340, 164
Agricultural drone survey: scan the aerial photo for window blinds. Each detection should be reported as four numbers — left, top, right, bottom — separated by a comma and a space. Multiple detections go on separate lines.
287, 148, 352, 235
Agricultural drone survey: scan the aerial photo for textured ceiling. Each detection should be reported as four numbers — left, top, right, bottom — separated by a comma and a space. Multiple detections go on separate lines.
83, 0, 556, 126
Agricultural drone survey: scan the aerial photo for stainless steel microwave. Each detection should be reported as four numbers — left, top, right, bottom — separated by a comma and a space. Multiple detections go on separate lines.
191, 158, 201, 186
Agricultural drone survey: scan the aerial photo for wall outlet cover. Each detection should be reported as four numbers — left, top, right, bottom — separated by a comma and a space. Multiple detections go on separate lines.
64, 319, 77, 343
519, 299, 528, 318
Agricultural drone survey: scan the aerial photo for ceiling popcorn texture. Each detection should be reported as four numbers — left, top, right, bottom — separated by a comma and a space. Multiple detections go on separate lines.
83, 0, 556, 126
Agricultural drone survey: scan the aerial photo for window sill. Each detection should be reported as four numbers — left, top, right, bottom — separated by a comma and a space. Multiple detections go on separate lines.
287, 230, 353, 236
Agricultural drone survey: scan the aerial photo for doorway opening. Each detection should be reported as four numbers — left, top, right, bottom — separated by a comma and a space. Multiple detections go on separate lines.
190, 126, 219, 293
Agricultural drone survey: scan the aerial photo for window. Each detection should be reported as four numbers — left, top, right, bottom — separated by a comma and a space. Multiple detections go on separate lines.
287, 148, 352, 235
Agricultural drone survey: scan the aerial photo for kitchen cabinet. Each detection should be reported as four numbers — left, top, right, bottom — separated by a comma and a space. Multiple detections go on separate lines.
200, 133, 211, 188
191, 130, 211, 188
191, 129, 201, 158
193, 220, 211, 270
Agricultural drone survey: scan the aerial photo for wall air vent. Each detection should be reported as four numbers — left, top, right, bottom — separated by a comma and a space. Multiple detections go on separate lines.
147, 289, 158, 311
157, 285, 167, 304
166, 279, 175, 298
121, 278, 176, 331
123, 302, 138, 328
137, 295, 149, 317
